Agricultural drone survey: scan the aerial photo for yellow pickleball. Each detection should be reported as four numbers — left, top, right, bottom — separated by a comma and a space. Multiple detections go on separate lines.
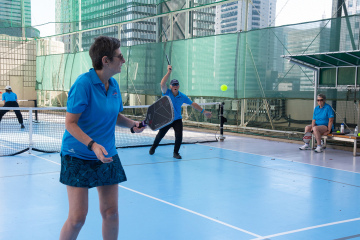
336, 130, 340, 133
358, 133, 360, 136
221, 84, 228, 91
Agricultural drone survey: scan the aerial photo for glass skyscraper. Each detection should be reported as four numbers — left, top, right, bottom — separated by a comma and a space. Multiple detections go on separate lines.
215, 0, 276, 34
0, 0, 39, 37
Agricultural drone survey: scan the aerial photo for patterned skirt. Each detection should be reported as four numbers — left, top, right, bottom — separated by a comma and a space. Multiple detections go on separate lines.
60, 154, 127, 188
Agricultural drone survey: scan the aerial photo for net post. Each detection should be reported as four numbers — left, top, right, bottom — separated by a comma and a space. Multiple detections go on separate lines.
219, 102, 226, 142
29, 108, 33, 154
34, 100, 38, 122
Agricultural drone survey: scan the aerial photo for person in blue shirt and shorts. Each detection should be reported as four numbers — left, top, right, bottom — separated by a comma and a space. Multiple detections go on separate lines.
59, 36, 145, 239
0, 85, 25, 129
299, 93, 334, 153
149, 65, 212, 159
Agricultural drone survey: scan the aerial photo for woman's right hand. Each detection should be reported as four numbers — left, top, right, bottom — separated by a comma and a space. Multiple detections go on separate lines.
92, 142, 113, 163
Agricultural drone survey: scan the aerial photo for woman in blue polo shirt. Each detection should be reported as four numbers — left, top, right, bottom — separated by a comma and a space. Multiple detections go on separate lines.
0, 86, 25, 129
299, 93, 334, 153
59, 36, 144, 239
148, 65, 212, 159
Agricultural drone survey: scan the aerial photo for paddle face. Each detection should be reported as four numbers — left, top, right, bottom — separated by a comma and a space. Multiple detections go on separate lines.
303, 132, 312, 144
143, 96, 174, 131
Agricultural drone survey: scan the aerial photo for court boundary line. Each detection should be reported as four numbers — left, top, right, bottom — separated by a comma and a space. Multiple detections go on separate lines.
250, 217, 360, 240
220, 157, 360, 188
198, 142, 360, 175
119, 185, 263, 238
30, 153, 61, 165
27, 152, 264, 238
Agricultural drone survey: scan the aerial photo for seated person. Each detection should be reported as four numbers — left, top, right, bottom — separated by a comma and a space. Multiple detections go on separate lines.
299, 93, 334, 153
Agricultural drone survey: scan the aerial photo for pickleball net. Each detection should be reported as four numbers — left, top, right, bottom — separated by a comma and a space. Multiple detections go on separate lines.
0, 102, 220, 156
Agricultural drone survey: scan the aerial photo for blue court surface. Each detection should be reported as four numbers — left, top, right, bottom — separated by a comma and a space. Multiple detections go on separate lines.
1, 135, 360, 240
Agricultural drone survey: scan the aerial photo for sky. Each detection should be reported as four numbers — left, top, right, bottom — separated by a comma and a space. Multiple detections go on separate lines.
31, 0, 56, 37
275, 0, 333, 26
30, 0, 334, 37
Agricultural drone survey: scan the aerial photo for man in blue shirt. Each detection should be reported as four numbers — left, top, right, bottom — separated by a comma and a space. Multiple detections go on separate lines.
149, 65, 212, 159
299, 93, 334, 153
0, 86, 25, 129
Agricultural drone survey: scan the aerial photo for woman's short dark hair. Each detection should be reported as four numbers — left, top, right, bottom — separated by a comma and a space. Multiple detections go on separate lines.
89, 36, 121, 70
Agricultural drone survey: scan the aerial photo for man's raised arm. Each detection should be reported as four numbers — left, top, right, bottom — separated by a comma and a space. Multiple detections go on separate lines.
161, 65, 172, 94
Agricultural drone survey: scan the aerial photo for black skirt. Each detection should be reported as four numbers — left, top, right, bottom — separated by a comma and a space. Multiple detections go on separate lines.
60, 154, 127, 188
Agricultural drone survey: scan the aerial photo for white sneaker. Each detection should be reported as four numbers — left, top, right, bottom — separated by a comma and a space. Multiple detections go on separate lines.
299, 144, 311, 150
314, 145, 323, 153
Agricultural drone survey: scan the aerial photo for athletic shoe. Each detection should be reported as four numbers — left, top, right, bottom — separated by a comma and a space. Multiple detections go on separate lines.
299, 144, 311, 150
21, 124, 25, 129
149, 147, 155, 155
173, 152, 182, 159
314, 145, 323, 153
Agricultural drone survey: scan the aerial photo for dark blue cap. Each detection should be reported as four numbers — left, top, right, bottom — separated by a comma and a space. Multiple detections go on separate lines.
170, 79, 179, 85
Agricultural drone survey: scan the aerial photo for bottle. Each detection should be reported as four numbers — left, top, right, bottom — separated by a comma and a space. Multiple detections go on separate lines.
355, 126, 358, 136
340, 123, 345, 133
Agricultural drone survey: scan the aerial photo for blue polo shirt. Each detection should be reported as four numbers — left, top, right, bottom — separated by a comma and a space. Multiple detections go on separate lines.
2, 92, 17, 102
163, 89, 192, 121
61, 68, 123, 160
313, 103, 334, 129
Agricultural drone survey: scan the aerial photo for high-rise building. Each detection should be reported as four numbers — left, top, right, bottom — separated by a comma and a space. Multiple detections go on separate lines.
284, 24, 331, 91
0, 0, 39, 38
55, 0, 219, 52
55, 0, 158, 52
334, 0, 359, 51
215, 0, 276, 34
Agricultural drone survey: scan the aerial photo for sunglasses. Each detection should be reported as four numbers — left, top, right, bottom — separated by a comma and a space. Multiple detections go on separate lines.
114, 53, 125, 61
171, 83, 179, 86
317, 99, 324, 102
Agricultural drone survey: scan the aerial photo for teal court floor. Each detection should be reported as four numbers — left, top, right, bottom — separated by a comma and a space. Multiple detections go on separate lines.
1, 135, 360, 240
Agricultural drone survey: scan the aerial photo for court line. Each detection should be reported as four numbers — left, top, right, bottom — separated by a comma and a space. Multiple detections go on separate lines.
335, 233, 360, 240
119, 185, 263, 238
220, 157, 360, 188
30, 153, 61, 165
28, 152, 264, 238
250, 217, 360, 240
198, 142, 360, 175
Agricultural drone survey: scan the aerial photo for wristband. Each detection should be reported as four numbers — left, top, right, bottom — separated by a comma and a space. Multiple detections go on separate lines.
201, 109, 204, 114
87, 140, 95, 151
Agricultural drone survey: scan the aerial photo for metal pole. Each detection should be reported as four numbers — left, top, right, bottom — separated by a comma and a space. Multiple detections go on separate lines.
219, 102, 226, 141
169, 13, 173, 41
79, 0, 82, 51
34, 100, 38, 122
312, 69, 319, 148
240, 0, 249, 127
21, 0, 25, 38
29, 109, 33, 153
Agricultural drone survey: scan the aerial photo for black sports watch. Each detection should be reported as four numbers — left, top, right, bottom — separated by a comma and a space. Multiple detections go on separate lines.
87, 140, 95, 151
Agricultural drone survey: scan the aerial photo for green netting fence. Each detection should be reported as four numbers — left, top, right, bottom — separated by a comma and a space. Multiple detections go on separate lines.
2, 1, 360, 143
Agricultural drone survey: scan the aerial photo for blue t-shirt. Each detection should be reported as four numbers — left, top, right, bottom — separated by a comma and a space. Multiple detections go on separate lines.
313, 103, 334, 129
163, 89, 193, 121
2, 92, 17, 102
61, 68, 123, 160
